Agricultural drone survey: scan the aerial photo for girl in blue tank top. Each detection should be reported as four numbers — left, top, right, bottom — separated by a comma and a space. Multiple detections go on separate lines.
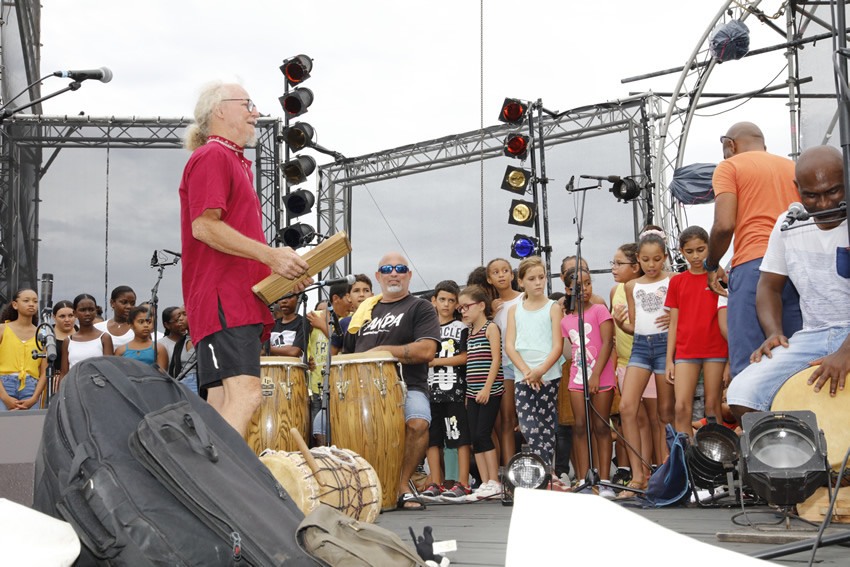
115, 305, 168, 369
504, 256, 565, 474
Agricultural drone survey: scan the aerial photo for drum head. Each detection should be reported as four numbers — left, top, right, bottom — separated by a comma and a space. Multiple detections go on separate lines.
261, 356, 306, 367
331, 351, 397, 364
771, 365, 850, 471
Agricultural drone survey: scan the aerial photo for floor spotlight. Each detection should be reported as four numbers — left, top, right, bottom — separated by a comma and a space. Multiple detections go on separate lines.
281, 155, 317, 185
277, 223, 316, 249
499, 444, 550, 505
511, 234, 539, 259
610, 177, 641, 202
498, 98, 528, 125
508, 199, 536, 227
280, 54, 313, 86
501, 165, 531, 194
503, 133, 529, 160
686, 416, 740, 490
740, 410, 829, 509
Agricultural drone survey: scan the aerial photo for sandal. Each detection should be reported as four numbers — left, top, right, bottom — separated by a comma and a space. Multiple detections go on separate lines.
616, 480, 648, 499
397, 492, 427, 511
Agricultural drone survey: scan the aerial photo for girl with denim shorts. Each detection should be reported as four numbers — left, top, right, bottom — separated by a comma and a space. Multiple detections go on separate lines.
0, 289, 47, 411
617, 228, 673, 497
664, 226, 729, 439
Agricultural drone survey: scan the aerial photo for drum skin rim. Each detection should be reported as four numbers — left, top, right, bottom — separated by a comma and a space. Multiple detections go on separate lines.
260, 356, 307, 367
330, 351, 398, 364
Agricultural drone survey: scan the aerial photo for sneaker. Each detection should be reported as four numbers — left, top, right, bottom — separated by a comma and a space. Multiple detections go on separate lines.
419, 483, 445, 502
611, 468, 632, 487
440, 483, 471, 501
548, 477, 569, 492
598, 486, 616, 499
466, 480, 502, 501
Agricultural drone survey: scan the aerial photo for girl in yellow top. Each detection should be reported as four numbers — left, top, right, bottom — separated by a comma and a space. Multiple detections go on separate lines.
0, 289, 47, 410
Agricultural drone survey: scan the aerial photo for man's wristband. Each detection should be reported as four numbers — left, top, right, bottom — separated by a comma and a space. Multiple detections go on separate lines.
703, 259, 719, 272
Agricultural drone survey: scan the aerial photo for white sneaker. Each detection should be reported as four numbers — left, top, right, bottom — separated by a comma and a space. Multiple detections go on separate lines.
466, 480, 502, 501
598, 486, 616, 499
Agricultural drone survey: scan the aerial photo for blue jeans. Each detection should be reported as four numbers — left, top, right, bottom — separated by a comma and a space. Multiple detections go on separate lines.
180, 372, 198, 395
405, 389, 431, 424
726, 325, 850, 411
1, 373, 37, 411
727, 258, 802, 378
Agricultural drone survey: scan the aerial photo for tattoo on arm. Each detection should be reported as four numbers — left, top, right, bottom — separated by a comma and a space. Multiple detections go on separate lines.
403, 344, 410, 363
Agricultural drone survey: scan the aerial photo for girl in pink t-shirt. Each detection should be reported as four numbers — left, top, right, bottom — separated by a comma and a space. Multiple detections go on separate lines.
561, 267, 616, 491
664, 226, 729, 439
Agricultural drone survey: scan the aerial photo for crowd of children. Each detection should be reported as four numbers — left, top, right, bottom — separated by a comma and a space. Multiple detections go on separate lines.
2, 227, 730, 506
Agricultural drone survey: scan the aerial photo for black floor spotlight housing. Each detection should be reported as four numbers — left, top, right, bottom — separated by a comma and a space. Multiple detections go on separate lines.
686, 416, 740, 503
499, 444, 550, 506
740, 410, 829, 509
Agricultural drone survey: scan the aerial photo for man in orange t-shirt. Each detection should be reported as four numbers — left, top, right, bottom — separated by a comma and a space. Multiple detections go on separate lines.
704, 122, 802, 379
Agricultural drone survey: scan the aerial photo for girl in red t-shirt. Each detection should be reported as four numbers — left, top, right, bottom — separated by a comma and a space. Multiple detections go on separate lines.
664, 226, 729, 438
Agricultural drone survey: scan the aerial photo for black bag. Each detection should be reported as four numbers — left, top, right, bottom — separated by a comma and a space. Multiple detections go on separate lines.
33, 356, 319, 566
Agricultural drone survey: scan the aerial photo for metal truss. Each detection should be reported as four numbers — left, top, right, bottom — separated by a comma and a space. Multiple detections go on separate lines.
0, 115, 283, 303
318, 94, 661, 277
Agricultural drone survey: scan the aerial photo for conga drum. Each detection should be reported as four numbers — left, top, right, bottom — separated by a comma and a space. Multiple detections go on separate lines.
244, 356, 309, 455
771, 366, 850, 472
329, 352, 406, 511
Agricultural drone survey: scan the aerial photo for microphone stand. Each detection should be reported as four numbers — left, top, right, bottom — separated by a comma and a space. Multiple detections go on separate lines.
568, 180, 636, 496
832, 1, 850, 278
0, 80, 83, 120
148, 250, 180, 369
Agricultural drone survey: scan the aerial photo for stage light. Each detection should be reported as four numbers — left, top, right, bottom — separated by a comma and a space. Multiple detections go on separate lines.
281, 155, 317, 185
511, 234, 539, 259
499, 445, 550, 505
501, 165, 531, 194
280, 122, 315, 152
686, 416, 740, 489
503, 133, 529, 160
508, 199, 536, 227
610, 177, 641, 202
498, 98, 528, 125
279, 87, 314, 118
282, 189, 315, 218
740, 410, 828, 509
280, 54, 313, 86
278, 223, 316, 249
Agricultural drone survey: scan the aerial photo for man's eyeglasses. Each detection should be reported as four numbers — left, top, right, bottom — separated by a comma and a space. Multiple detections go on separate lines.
457, 302, 479, 313
719, 135, 735, 145
378, 264, 409, 274
222, 98, 255, 112
610, 261, 637, 267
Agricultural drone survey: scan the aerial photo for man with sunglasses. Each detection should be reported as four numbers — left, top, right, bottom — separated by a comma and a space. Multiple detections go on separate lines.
343, 252, 440, 510
704, 121, 802, 380
180, 82, 311, 436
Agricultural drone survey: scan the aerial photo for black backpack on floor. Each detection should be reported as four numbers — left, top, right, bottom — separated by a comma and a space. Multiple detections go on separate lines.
33, 356, 322, 566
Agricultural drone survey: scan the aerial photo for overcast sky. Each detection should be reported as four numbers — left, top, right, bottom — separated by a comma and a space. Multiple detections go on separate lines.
32, 0, 838, 315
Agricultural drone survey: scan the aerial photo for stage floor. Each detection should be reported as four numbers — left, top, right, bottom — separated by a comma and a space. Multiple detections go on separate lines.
375, 494, 850, 566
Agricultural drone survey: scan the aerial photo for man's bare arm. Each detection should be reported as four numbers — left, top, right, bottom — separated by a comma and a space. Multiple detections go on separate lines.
369, 339, 438, 364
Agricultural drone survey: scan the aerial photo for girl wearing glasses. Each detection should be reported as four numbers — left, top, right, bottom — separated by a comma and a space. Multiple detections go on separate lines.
457, 284, 503, 501
504, 256, 565, 481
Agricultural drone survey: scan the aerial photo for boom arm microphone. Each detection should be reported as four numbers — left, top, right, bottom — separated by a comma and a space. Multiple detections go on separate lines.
316, 274, 356, 287
580, 174, 621, 182
53, 67, 113, 83
781, 202, 809, 231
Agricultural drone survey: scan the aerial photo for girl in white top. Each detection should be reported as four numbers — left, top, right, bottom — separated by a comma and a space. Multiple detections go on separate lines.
61, 294, 114, 381
505, 256, 564, 473
487, 257, 522, 465
617, 228, 673, 497
93, 285, 136, 347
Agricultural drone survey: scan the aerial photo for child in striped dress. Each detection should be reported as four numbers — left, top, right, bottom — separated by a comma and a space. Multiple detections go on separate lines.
458, 284, 504, 500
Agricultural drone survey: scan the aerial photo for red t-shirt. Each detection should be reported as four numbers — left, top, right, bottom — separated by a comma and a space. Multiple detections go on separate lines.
179, 138, 273, 343
664, 271, 728, 359
712, 150, 797, 267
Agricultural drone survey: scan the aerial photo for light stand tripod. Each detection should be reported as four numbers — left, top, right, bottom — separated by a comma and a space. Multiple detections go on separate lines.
567, 180, 642, 497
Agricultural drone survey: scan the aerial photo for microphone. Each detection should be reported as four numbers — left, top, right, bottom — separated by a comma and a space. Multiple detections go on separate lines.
37, 325, 57, 364
580, 174, 621, 182
781, 202, 808, 231
316, 274, 356, 287
53, 67, 113, 83
39, 273, 54, 323
150, 250, 159, 268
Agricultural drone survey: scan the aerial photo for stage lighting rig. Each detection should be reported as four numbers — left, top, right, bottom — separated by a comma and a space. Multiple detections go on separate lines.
279, 88, 314, 118
277, 223, 316, 249
280, 54, 313, 86
508, 199, 536, 227
281, 155, 317, 185
503, 133, 529, 160
611, 177, 642, 202
511, 234, 539, 259
501, 165, 531, 194
280, 122, 315, 152
498, 98, 528, 125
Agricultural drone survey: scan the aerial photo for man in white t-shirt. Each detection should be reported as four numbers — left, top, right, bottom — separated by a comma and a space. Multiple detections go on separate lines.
727, 145, 850, 420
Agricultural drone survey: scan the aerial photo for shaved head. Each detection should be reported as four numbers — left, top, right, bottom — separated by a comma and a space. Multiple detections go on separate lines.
796, 145, 843, 182
723, 122, 766, 157
794, 145, 845, 230
725, 122, 764, 140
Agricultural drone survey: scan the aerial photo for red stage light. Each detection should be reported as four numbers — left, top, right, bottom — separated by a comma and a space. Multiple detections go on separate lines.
504, 134, 529, 160
499, 98, 528, 124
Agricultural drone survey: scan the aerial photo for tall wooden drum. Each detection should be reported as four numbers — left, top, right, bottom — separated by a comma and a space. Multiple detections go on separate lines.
771, 365, 850, 472
329, 352, 406, 511
244, 357, 309, 455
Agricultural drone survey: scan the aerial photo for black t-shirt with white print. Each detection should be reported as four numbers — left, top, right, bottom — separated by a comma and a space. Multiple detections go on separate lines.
428, 320, 467, 403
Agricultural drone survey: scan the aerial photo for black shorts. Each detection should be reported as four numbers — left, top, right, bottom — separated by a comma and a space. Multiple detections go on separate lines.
428, 400, 471, 449
197, 324, 263, 389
